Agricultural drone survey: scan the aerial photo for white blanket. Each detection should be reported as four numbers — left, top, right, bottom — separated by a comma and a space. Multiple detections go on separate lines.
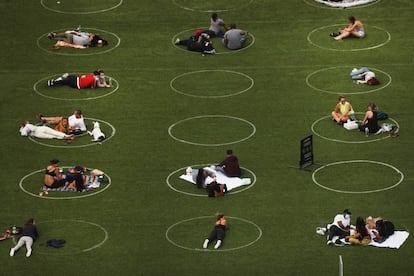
179, 167, 251, 191
369, 231, 409, 249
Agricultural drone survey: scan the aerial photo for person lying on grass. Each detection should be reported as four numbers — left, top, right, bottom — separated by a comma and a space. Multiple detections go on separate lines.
48, 29, 108, 50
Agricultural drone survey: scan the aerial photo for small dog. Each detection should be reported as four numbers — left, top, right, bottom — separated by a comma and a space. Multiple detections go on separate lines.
88, 121, 105, 142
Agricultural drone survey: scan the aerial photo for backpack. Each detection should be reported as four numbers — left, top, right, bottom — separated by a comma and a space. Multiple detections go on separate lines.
376, 111, 388, 120
46, 239, 66, 248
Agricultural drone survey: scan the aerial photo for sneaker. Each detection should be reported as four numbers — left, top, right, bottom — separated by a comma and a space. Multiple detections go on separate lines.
334, 240, 345, 247
9, 248, 15, 256
62, 73, 69, 78
214, 240, 222, 249
175, 38, 180, 45
365, 127, 369, 137
26, 249, 32, 257
203, 239, 209, 249
47, 79, 54, 87
327, 240, 334, 246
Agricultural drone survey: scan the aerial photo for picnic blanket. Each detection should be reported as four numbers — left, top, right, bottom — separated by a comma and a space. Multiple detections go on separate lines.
369, 231, 409, 249
179, 167, 251, 191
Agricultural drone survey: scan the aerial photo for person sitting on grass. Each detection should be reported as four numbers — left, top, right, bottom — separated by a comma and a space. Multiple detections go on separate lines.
331, 95, 356, 124
346, 216, 371, 246
216, 149, 241, 177
47, 70, 111, 89
330, 16, 365, 41
48, 29, 108, 50
359, 102, 380, 136
223, 24, 248, 50
350, 67, 380, 85
19, 121, 74, 140
203, 213, 227, 249
39, 110, 87, 135
175, 29, 216, 55
206, 13, 227, 38
327, 209, 352, 246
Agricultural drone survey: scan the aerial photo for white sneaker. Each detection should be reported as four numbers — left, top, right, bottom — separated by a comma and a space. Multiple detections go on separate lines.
175, 38, 180, 44
26, 249, 32, 257
327, 240, 333, 245
214, 240, 222, 249
365, 127, 369, 137
203, 239, 209, 249
62, 73, 69, 78
9, 248, 15, 256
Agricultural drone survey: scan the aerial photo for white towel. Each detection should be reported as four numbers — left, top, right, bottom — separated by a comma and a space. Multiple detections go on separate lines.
369, 231, 409, 249
179, 167, 251, 191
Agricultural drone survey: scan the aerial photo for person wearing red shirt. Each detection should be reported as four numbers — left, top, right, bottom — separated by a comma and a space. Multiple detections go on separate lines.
47, 70, 111, 89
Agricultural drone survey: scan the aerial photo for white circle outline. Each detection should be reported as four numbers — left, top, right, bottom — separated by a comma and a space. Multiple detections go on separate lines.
27, 117, 116, 149
40, 0, 123, 14
33, 74, 119, 101
303, 0, 380, 10
168, 115, 256, 146
312, 160, 404, 194
172, 27, 255, 55
171, 0, 254, 12
34, 219, 108, 255
166, 164, 257, 197
36, 28, 121, 56
305, 66, 392, 95
19, 166, 111, 200
307, 24, 391, 52
311, 114, 400, 144
165, 216, 262, 252
170, 70, 254, 98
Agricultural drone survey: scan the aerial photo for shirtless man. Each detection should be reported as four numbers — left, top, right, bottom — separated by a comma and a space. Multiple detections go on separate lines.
331, 16, 365, 41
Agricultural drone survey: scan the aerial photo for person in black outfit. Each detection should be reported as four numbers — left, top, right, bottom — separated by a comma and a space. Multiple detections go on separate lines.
175, 29, 216, 54
203, 213, 227, 249
9, 218, 38, 257
359, 102, 380, 135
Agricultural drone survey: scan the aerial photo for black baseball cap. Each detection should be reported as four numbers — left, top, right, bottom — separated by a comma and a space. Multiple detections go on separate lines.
343, 209, 352, 215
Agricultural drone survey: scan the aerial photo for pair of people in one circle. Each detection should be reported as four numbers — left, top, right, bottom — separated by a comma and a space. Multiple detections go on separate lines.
175, 13, 249, 54
331, 96, 381, 135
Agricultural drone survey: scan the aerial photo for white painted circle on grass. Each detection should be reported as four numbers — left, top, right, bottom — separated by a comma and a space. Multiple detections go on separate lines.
171, 0, 253, 12
303, 0, 380, 10
168, 115, 256, 146
172, 27, 255, 55
40, 0, 123, 14
170, 70, 254, 98
166, 216, 262, 252
33, 74, 119, 101
305, 66, 392, 95
307, 24, 391, 51
35, 219, 108, 255
311, 114, 400, 144
27, 117, 116, 148
19, 166, 111, 200
37, 28, 121, 56
166, 164, 257, 197
312, 160, 404, 193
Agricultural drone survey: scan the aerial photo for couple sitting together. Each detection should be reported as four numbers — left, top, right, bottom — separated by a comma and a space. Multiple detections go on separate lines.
184, 150, 244, 197
331, 96, 389, 136
319, 209, 395, 247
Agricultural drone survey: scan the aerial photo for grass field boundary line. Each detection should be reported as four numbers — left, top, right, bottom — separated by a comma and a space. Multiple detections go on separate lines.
166, 164, 257, 196
312, 160, 404, 194
165, 215, 262, 252
19, 167, 112, 200
40, 0, 123, 14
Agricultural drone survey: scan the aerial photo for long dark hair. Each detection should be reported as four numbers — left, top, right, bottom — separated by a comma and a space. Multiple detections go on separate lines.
348, 16, 356, 24
196, 168, 206, 189
355, 217, 366, 236
25, 218, 35, 227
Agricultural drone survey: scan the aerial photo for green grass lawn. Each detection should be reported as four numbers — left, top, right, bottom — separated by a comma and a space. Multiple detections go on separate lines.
1, 0, 413, 275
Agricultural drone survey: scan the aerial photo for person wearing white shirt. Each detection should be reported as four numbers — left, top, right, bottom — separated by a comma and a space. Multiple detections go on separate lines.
68, 110, 87, 133
327, 209, 351, 246
19, 121, 74, 140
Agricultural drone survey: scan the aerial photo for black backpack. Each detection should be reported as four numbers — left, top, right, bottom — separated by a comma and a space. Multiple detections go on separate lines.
46, 239, 66, 248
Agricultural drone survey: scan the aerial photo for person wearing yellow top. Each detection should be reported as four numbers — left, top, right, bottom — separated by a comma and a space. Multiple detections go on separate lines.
331, 95, 356, 124
203, 213, 227, 249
